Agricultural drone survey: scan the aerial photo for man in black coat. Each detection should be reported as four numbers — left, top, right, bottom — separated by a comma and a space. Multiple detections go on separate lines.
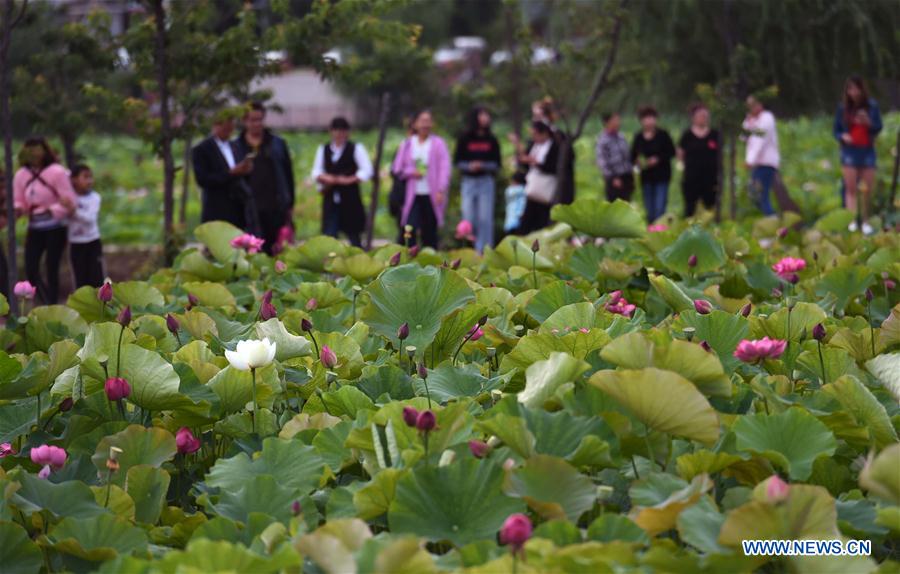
192, 115, 254, 230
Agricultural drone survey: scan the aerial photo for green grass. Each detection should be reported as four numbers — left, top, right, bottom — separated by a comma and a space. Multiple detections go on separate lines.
17, 113, 898, 246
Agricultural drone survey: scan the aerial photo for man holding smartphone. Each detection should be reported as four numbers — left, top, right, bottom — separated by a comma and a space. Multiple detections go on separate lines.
233, 102, 296, 254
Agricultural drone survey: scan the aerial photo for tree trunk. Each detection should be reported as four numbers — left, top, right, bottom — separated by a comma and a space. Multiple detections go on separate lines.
503, 2, 523, 140
150, 0, 176, 264
180, 135, 192, 225
728, 132, 737, 221
61, 132, 77, 169
1, 0, 27, 312
365, 92, 391, 251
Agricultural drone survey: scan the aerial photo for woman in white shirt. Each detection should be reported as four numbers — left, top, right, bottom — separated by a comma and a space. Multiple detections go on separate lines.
515, 121, 559, 234
742, 96, 780, 216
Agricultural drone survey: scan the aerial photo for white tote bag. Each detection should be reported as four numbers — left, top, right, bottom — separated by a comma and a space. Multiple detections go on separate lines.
524, 168, 557, 205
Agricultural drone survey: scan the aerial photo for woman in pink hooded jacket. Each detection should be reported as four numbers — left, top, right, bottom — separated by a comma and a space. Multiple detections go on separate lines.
391, 110, 451, 249
13, 137, 76, 304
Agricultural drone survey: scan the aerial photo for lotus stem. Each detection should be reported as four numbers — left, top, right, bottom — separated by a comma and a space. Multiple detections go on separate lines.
512, 553, 518, 574
817, 341, 827, 387
116, 324, 125, 378
867, 300, 875, 357
423, 431, 429, 463
630, 455, 640, 480
104, 470, 113, 507
452, 330, 477, 366
644, 426, 655, 471
531, 251, 538, 289
251, 367, 257, 434
117, 399, 126, 420
423, 378, 432, 410
310, 332, 320, 359
36, 393, 41, 425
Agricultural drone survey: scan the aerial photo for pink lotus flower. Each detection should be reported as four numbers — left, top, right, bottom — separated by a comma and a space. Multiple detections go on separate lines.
292, 500, 302, 516
0, 443, 16, 457
734, 337, 787, 363
274, 260, 287, 274
320, 345, 337, 368
765, 475, 790, 503
500, 513, 533, 552
305, 298, 318, 311
416, 410, 436, 432
605, 292, 636, 318
176, 427, 201, 455
455, 219, 474, 241
579, 327, 590, 334
468, 324, 484, 342
97, 281, 113, 302
30, 444, 67, 469
772, 257, 806, 280
607, 290, 623, 306
885, 279, 896, 291
104, 377, 132, 401
165, 313, 180, 335
14, 281, 36, 300
647, 224, 668, 233
469, 440, 490, 459
402, 406, 419, 427
230, 233, 265, 254
693, 299, 712, 315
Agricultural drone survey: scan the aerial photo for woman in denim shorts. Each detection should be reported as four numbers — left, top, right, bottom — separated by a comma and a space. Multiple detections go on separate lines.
833, 76, 882, 234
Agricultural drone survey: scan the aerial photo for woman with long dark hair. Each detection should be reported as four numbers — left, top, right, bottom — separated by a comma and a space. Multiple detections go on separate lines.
454, 106, 501, 252
677, 104, 720, 217
392, 110, 451, 249
12, 137, 77, 304
834, 76, 882, 234
516, 121, 559, 234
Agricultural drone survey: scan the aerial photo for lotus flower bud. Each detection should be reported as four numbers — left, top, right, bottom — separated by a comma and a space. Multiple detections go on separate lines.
812, 323, 826, 342
531, 239, 540, 253
14, 281, 36, 300
305, 298, 318, 311
415, 410, 436, 432
389, 251, 401, 267
398, 322, 410, 341
97, 281, 113, 302
468, 440, 490, 459
451, 258, 461, 270
417, 361, 427, 379
292, 500, 302, 516
786, 273, 800, 285
865, 288, 874, 302
402, 406, 420, 427
693, 299, 712, 315
320, 345, 337, 368
500, 513, 533, 551
699, 340, 712, 352
175, 427, 201, 455
886, 279, 897, 291
301, 318, 313, 332
187, 293, 199, 309
478, 315, 488, 326
165, 313, 180, 335
777, 227, 789, 239
688, 254, 698, 268
740, 302, 752, 317
0, 443, 16, 457
274, 260, 287, 273
59, 397, 73, 412
765, 475, 790, 503
408, 245, 420, 258
117, 306, 131, 327
104, 377, 131, 401
260, 299, 277, 321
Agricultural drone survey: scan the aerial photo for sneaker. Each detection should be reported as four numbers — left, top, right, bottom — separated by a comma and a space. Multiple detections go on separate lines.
848, 221, 859, 232
862, 222, 874, 235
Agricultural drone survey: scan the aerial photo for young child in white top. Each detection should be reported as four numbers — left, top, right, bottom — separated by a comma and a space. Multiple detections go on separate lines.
68, 164, 105, 288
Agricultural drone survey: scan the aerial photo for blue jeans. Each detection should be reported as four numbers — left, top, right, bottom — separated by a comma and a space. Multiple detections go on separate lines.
641, 181, 668, 223
751, 165, 777, 216
460, 175, 495, 252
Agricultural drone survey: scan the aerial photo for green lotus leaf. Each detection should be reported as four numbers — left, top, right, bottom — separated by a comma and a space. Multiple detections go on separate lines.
126, 465, 170, 525
539, 302, 597, 334
111, 281, 165, 309
154, 538, 300, 574
115, 343, 184, 410
506, 454, 596, 522
532, 520, 583, 546
675, 496, 727, 554
425, 303, 488, 363
486, 235, 555, 270
525, 281, 587, 323
859, 443, 900, 504
629, 474, 713, 537
177, 308, 219, 341
814, 208, 855, 232
551, 198, 646, 238
836, 498, 889, 540
77, 321, 135, 365
518, 352, 589, 408
719, 484, 838, 546
172, 340, 222, 384
676, 450, 744, 481
879, 304, 900, 349
648, 273, 694, 313
46, 513, 147, 562
586, 514, 649, 544
204, 474, 298, 523
751, 302, 827, 341
500, 329, 610, 387
295, 518, 372, 574
476, 413, 536, 459
0, 293, 7, 316
207, 364, 278, 414
176, 249, 235, 282
182, 281, 237, 307
316, 331, 365, 380
362, 264, 474, 351
822, 375, 897, 448
0, 521, 43, 574
194, 220, 243, 263
311, 385, 374, 418
658, 226, 726, 275
255, 318, 311, 361
733, 408, 837, 480
600, 332, 731, 397
815, 266, 874, 312
282, 235, 349, 272
66, 285, 106, 322
354, 468, 403, 520
206, 437, 325, 496
0, 356, 38, 401
91, 425, 177, 486
90, 484, 135, 521
326, 252, 385, 282
8, 469, 108, 518
412, 363, 507, 404
865, 353, 900, 402
357, 365, 416, 402
313, 421, 354, 473
25, 305, 88, 352
285, 281, 348, 309
673, 309, 749, 373
589, 368, 720, 445
357, 535, 438, 574
388, 458, 525, 546
0, 399, 37, 444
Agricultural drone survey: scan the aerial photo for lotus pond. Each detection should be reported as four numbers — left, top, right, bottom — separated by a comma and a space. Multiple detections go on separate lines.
0, 198, 898, 573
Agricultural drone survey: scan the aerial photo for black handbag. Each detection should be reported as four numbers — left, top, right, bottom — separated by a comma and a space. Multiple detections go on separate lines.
388, 173, 406, 218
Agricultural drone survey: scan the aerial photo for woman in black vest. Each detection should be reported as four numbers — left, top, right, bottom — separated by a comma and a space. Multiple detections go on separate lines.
311, 117, 373, 247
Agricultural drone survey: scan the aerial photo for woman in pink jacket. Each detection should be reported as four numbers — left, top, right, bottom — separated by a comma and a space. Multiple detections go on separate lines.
13, 137, 76, 304
391, 110, 451, 249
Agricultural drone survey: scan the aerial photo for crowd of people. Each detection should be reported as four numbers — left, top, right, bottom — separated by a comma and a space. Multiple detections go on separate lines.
0, 76, 886, 305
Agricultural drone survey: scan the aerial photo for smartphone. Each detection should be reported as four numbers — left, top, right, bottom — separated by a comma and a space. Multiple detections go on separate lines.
245, 152, 257, 160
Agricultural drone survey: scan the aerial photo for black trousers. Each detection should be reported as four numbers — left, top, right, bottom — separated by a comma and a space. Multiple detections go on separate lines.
605, 173, 635, 202
257, 210, 285, 256
682, 178, 717, 217
516, 199, 552, 234
25, 226, 67, 305
407, 195, 438, 248
70, 239, 105, 289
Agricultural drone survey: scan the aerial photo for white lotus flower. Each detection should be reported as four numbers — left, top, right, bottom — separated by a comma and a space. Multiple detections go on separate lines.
225, 337, 277, 371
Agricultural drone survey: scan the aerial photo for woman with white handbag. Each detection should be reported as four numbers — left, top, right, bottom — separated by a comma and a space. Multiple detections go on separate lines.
514, 121, 559, 234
